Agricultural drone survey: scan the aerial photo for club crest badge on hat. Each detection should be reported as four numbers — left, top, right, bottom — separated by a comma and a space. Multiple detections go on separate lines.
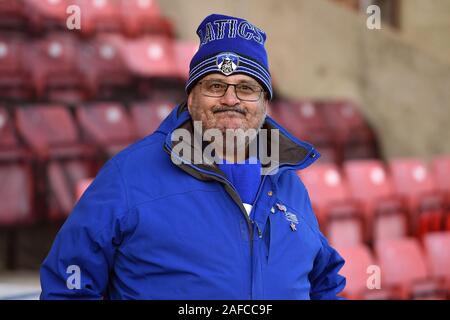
216, 53, 239, 75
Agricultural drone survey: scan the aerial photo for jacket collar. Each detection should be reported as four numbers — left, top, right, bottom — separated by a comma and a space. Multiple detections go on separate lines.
157, 102, 320, 175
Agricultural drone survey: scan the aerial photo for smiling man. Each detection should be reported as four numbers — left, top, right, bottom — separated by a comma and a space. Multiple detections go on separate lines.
40, 13, 346, 300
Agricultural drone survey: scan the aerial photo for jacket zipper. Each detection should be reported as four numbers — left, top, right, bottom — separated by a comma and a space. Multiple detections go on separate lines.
163, 144, 255, 241
164, 141, 318, 300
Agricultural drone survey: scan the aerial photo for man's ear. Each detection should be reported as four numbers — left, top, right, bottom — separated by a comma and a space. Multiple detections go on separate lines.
187, 92, 193, 115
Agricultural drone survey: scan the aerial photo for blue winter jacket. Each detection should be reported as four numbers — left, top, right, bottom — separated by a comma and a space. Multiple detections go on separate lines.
40, 103, 346, 300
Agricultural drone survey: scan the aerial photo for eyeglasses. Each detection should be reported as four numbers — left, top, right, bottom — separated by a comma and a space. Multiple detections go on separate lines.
198, 80, 264, 102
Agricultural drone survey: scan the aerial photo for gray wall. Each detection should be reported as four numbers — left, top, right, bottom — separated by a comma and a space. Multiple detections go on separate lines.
160, 0, 450, 161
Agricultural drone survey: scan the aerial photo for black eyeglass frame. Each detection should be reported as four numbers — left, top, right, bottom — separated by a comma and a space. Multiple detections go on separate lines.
197, 80, 265, 102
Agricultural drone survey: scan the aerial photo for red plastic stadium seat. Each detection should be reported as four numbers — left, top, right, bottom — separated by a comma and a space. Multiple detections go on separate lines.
0, 1, 26, 29
77, 35, 131, 99
15, 104, 98, 220
431, 156, 450, 230
389, 158, 445, 238
23, 0, 69, 32
75, 0, 122, 35
344, 160, 408, 243
0, 163, 34, 226
424, 232, 450, 296
24, 34, 85, 102
130, 100, 176, 138
299, 163, 364, 247
375, 237, 447, 299
76, 102, 135, 157
174, 40, 198, 80
272, 100, 338, 163
75, 177, 94, 201
318, 101, 379, 162
432, 156, 450, 193
119, 0, 173, 37
117, 36, 179, 79
0, 106, 30, 161
15, 104, 93, 160
0, 35, 31, 100
47, 160, 93, 220
336, 244, 400, 299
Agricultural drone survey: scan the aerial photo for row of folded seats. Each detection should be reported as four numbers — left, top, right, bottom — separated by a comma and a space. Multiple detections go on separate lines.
0, 100, 178, 225
0, 0, 173, 37
0, 98, 383, 225
337, 233, 450, 300
0, 32, 197, 102
268, 99, 380, 166
298, 158, 450, 248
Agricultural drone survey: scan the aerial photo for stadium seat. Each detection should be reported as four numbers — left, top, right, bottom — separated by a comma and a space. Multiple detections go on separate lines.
336, 244, 401, 299
118, 36, 179, 79
15, 104, 94, 160
344, 160, 408, 243
431, 156, 450, 194
119, 0, 174, 37
75, 177, 94, 201
77, 35, 131, 99
318, 101, 379, 163
0, 106, 30, 161
375, 237, 447, 299
299, 163, 364, 247
0, 1, 26, 30
130, 100, 176, 138
272, 100, 338, 163
23, 33, 86, 102
15, 104, 98, 220
0, 163, 34, 226
23, 0, 69, 33
0, 34, 31, 100
47, 159, 93, 220
75, 102, 136, 157
389, 158, 445, 238
431, 156, 450, 231
174, 40, 198, 80
75, 0, 122, 35
424, 232, 450, 297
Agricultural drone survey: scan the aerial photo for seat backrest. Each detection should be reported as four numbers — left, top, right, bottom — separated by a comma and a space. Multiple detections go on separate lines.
319, 101, 369, 132
344, 159, 395, 202
0, 35, 25, 74
130, 100, 175, 138
25, 34, 80, 75
272, 100, 331, 142
335, 244, 375, 295
119, 36, 178, 78
0, 107, 19, 149
424, 232, 450, 280
375, 237, 429, 286
76, 102, 134, 145
16, 105, 80, 154
119, 0, 162, 18
328, 219, 364, 248
299, 163, 351, 208
24, 0, 69, 21
431, 156, 450, 192
389, 158, 437, 197
78, 35, 128, 75
174, 40, 198, 80
0, 164, 33, 225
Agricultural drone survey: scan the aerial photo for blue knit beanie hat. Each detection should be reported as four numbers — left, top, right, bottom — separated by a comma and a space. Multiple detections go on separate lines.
186, 14, 272, 100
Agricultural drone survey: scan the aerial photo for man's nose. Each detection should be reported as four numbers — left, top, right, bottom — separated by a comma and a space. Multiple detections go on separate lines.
220, 85, 240, 105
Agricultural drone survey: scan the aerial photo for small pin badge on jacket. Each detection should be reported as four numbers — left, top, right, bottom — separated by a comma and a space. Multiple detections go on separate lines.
276, 203, 287, 212
290, 222, 297, 232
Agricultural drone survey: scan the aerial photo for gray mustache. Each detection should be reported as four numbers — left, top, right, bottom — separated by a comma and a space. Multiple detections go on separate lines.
212, 106, 246, 115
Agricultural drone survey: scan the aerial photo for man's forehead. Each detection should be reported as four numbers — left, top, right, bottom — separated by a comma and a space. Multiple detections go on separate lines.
202, 73, 259, 84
